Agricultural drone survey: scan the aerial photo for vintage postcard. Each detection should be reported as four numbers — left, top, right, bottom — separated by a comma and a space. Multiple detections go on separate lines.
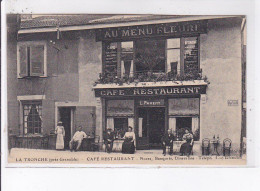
5, 14, 247, 166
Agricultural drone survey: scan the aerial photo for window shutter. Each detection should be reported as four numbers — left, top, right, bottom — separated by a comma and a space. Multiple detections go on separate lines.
18, 46, 28, 77
30, 45, 44, 76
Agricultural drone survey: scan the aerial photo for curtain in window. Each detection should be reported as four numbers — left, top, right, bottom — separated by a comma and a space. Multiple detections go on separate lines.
129, 60, 134, 77
35, 105, 42, 133
35, 105, 42, 121
121, 60, 134, 77
128, 118, 134, 131
128, 117, 135, 146
166, 38, 180, 74
138, 118, 143, 137
121, 61, 125, 77
106, 117, 114, 131
169, 117, 176, 133
192, 117, 199, 134
23, 105, 32, 134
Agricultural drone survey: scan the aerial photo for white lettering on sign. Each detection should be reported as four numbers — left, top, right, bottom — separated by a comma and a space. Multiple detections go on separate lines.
139, 100, 164, 106
96, 86, 205, 97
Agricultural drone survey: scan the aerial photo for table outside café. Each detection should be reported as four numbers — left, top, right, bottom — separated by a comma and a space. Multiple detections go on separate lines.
211, 139, 220, 156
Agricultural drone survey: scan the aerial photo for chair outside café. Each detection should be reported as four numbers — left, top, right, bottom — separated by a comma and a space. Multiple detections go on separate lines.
202, 138, 210, 155
223, 138, 232, 156
91, 135, 100, 151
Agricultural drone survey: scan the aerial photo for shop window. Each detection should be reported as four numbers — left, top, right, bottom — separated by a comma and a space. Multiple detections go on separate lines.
184, 37, 199, 74
135, 39, 166, 73
169, 116, 199, 141
17, 42, 47, 78
22, 101, 42, 134
114, 118, 128, 139
104, 41, 134, 78
166, 38, 180, 74
168, 98, 200, 141
121, 42, 134, 77
104, 42, 118, 77
106, 117, 134, 139
176, 117, 192, 139
102, 36, 199, 79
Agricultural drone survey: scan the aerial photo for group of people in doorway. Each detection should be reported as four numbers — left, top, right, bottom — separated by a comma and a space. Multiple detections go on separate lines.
55, 121, 193, 156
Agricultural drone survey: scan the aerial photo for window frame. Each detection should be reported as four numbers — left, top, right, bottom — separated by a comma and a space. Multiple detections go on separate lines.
102, 35, 200, 77
17, 41, 47, 78
21, 100, 43, 135
113, 117, 129, 139
166, 38, 181, 74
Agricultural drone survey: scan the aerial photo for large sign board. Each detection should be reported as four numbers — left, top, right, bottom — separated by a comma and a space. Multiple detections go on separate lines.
96, 20, 208, 41
94, 85, 207, 97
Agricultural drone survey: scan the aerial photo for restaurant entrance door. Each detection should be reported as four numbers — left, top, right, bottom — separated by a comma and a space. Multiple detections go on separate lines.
137, 107, 165, 149
59, 107, 73, 150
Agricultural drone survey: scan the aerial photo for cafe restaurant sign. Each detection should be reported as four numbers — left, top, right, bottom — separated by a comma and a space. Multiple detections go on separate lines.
96, 20, 208, 41
94, 85, 207, 97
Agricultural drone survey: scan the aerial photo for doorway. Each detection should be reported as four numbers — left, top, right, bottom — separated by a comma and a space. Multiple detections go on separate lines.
59, 107, 73, 149
137, 107, 165, 149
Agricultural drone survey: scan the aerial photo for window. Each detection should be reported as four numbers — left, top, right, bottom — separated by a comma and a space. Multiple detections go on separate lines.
102, 36, 199, 78
17, 42, 47, 78
168, 98, 200, 141
184, 37, 199, 74
103, 41, 134, 78
166, 38, 180, 74
114, 118, 128, 139
176, 117, 192, 139
121, 42, 134, 77
23, 101, 42, 134
103, 42, 118, 77
106, 117, 134, 139
135, 39, 165, 73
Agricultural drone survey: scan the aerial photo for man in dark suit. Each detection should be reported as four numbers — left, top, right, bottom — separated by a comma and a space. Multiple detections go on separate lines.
103, 128, 115, 153
161, 129, 175, 156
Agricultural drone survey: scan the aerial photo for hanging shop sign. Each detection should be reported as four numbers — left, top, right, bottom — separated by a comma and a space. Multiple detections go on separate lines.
94, 85, 207, 97
96, 20, 208, 41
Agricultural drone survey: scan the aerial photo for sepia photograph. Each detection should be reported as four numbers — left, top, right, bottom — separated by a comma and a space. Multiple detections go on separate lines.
5, 14, 247, 165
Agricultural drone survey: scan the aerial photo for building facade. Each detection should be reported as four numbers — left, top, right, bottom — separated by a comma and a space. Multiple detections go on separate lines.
7, 15, 246, 155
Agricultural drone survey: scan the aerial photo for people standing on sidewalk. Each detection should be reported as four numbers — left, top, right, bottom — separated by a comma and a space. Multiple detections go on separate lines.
69, 126, 87, 152
103, 127, 115, 153
161, 129, 175, 156
55, 121, 65, 150
122, 126, 136, 154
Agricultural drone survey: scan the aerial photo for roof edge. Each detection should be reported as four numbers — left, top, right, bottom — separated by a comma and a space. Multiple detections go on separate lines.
18, 15, 242, 34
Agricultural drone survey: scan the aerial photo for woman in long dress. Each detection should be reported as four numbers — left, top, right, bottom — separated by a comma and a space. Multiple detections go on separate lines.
55, 121, 65, 150
122, 126, 136, 154
180, 129, 194, 156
